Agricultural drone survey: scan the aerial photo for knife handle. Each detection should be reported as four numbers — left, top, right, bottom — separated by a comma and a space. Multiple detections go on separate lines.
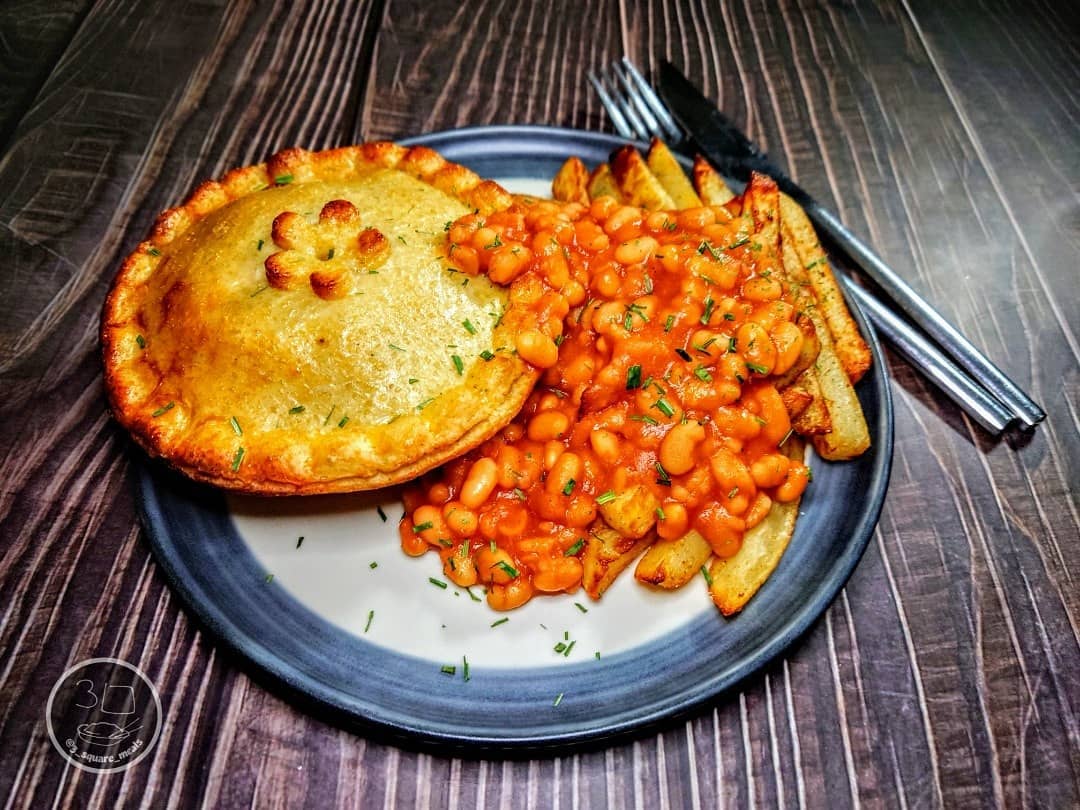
839, 278, 1014, 433
801, 199, 1045, 428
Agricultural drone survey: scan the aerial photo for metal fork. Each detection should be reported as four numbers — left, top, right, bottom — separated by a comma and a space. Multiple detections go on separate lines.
588, 58, 1032, 435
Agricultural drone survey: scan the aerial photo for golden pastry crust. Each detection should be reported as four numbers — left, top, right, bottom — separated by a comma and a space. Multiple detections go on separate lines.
102, 144, 539, 494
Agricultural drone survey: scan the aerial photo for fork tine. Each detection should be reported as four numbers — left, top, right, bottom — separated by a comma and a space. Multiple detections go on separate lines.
593, 64, 650, 142
620, 58, 683, 143
588, 70, 636, 141
612, 62, 664, 141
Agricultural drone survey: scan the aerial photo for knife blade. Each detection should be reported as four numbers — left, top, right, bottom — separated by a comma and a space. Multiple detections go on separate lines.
655, 59, 1045, 430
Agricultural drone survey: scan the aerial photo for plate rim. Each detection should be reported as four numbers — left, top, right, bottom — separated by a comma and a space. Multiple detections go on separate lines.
134, 124, 894, 753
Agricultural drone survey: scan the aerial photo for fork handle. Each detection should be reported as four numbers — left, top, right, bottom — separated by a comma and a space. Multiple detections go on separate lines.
798, 198, 1045, 428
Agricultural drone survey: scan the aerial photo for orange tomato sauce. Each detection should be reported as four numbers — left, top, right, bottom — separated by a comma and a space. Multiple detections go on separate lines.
400, 195, 810, 610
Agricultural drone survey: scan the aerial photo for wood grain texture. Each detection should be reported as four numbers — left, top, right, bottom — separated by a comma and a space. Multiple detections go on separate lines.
0, 0, 1076, 807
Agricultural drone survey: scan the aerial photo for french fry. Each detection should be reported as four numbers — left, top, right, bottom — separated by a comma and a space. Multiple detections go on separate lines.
635, 529, 713, 590
692, 155, 735, 205
597, 484, 660, 539
587, 163, 623, 201
789, 365, 833, 435
582, 524, 654, 599
778, 194, 872, 383
647, 138, 701, 209
610, 145, 676, 210
552, 157, 589, 205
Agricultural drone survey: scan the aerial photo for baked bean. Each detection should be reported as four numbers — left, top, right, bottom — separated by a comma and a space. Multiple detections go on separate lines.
742, 274, 783, 302
710, 448, 756, 500
614, 236, 659, 265
750, 453, 791, 488
659, 421, 706, 475
533, 556, 583, 593
460, 458, 497, 509
546, 451, 583, 497
487, 577, 534, 611
603, 205, 642, 236
476, 545, 519, 585
444, 547, 478, 587
411, 504, 450, 546
736, 321, 777, 375
516, 329, 559, 369
770, 321, 804, 376
743, 492, 773, 530
775, 462, 810, 502
565, 495, 597, 528
655, 501, 689, 540
696, 505, 746, 558
527, 410, 569, 442
443, 501, 479, 537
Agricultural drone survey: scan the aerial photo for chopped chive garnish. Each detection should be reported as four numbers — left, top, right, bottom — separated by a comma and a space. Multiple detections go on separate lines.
413, 521, 434, 533
664, 314, 675, 332
596, 491, 618, 505
723, 312, 736, 321
451, 354, 464, 375
324, 405, 336, 425
296, 536, 305, 548
491, 617, 509, 628
554, 642, 567, 654
429, 577, 448, 589
701, 566, 714, 586
701, 297, 715, 324
626, 364, 642, 390
389, 343, 405, 352
289, 405, 305, 414
440, 664, 456, 675
338, 415, 349, 428
746, 361, 769, 374
728, 487, 740, 499
513, 487, 526, 501
563, 640, 576, 657
483, 235, 503, 250
465, 587, 481, 602
629, 414, 659, 425
565, 538, 585, 556
257, 239, 264, 251
249, 285, 269, 298
728, 336, 738, 353
416, 397, 436, 410
231, 446, 245, 471
655, 462, 671, 486
369, 561, 378, 569
229, 416, 242, 436
274, 174, 294, 185
494, 560, 519, 579
805, 257, 825, 270
479, 350, 495, 361
326, 248, 335, 260
574, 602, 588, 613
463, 319, 477, 334
147, 246, 161, 256
265, 573, 274, 583
135, 334, 146, 349
655, 506, 666, 521
694, 366, 713, 382
376, 505, 388, 521
595, 651, 601, 660
408, 378, 419, 384
653, 398, 675, 418
561, 478, 576, 496
462, 656, 470, 681
553, 692, 564, 707
675, 348, 692, 362
363, 610, 374, 632
695, 337, 718, 354
151, 402, 175, 418
397, 236, 407, 245
727, 237, 750, 250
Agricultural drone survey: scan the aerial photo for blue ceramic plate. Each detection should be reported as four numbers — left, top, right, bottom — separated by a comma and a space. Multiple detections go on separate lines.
136, 125, 893, 753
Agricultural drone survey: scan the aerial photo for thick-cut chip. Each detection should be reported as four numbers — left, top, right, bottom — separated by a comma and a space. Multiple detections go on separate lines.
692, 155, 736, 205
610, 145, 676, 210
647, 138, 701, 209
708, 439, 805, 615
102, 144, 539, 494
778, 194, 872, 383
587, 164, 623, 201
582, 524, 654, 599
552, 157, 589, 205
635, 529, 713, 590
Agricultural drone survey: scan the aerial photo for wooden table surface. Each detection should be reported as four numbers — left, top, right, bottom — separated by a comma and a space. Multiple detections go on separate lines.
1, 1, 1077, 807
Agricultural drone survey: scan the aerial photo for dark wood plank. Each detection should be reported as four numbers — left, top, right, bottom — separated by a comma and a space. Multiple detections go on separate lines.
0, 0, 1076, 807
